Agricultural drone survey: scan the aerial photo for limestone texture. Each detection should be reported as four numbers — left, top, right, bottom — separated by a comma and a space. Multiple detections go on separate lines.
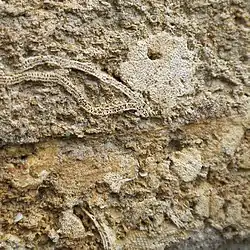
0, 0, 250, 249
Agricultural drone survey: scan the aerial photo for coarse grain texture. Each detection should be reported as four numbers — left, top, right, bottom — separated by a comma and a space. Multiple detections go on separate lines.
0, 0, 250, 249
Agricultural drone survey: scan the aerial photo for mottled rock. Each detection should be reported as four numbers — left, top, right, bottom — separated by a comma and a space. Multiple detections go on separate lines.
170, 148, 202, 182
59, 210, 85, 239
0, 0, 249, 249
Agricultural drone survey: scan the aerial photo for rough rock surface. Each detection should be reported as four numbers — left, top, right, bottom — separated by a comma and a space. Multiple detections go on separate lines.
0, 0, 249, 249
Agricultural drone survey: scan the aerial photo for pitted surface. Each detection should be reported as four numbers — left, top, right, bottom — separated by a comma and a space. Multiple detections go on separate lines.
0, 0, 249, 249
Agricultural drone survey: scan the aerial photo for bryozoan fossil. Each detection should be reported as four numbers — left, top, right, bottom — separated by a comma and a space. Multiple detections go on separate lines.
0, 55, 151, 117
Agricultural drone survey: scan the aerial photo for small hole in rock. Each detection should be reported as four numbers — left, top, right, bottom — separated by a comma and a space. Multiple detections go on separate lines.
234, 16, 246, 25
168, 139, 182, 151
147, 48, 162, 60
20, 155, 28, 160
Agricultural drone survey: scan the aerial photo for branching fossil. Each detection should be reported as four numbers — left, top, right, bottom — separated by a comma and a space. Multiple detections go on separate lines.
81, 207, 112, 250
18, 55, 139, 102
0, 55, 151, 117
0, 71, 147, 116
